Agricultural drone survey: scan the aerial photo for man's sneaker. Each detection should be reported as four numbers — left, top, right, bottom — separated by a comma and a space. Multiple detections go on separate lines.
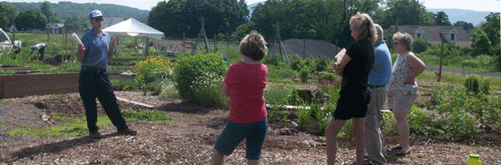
89, 131, 101, 138
118, 128, 137, 136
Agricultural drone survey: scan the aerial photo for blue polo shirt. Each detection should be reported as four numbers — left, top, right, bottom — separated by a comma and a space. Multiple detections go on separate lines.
80, 29, 110, 69
368, 40, 392, 86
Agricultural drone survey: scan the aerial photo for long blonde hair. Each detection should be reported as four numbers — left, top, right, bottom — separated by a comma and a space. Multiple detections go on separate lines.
349, 12, 377, 44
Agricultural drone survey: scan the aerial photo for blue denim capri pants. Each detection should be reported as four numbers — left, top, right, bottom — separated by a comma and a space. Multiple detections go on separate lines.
214, 117, 268, 160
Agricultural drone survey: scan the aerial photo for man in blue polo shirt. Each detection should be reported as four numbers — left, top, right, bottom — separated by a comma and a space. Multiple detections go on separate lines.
77, 9, 136, 138
365, 24, 392, 165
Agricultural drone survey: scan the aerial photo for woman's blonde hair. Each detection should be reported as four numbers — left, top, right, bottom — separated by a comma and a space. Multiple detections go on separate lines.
349, 12, 377, 44
392, 32, 413, 51
239, 30, 268, 61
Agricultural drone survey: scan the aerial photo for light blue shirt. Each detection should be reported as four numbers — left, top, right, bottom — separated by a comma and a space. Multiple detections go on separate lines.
31, 43, 45, 50
80, 29, 110, 69
369, 40, 392, 86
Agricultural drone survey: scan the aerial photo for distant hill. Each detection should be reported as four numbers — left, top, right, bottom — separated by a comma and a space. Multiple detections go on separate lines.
427, 9, 495, 26
1, 1, 149, 22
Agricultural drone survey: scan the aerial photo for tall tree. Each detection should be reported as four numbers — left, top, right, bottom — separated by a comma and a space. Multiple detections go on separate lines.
454, 21, 474, 33
0, 3, 18, 30
382, 0, 433, 27
148, 0, 249, 38
433, 11, 451, 26
15, 10, 47, 31
471, 29, 491, 56
64, 15, 87, 29
479, 12, 500, 50
40, 1, 51, 21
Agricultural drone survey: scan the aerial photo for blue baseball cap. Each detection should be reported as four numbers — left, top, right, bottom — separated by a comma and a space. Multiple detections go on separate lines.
89, 9, 103, 20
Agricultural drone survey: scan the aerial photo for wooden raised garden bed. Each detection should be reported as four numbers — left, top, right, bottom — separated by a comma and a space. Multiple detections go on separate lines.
0, 72, 79, 98
0, 65, 30, 73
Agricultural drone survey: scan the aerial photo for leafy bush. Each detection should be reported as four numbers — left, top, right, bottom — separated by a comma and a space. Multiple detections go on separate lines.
316, 103, 335, 132
412, 37, 429, 53
320, 72, 336, 81
134, 56, 173, 95
264, 83, 293, 105
299, 67, 310, 83
190, 72, 229, 109
111, 79, 138, 91
407, 106, 434, 136
174, 53, 227, 107
464, 75, 480, 94
159, 80, 180, 101
481, 78, 490, 94
314, 57, 330, 72
290, 56, 303, 71
297, 104, 311, 128
285, 89, 303, 105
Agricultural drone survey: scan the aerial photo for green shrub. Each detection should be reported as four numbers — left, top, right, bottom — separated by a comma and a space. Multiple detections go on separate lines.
268, 66, 297, 81
290, 56, 303, 71
299, 67, 310, 83
446, 109, 480, 136
297, 104, 311, 128
412, 37, 429, 53
321, 73, 337, 81
314, 57, 330, 72
159, 81, 180, 101
315, 103, 334, 132
111, 79, 138, 91
285, 89, 303, 105
481, 78, 490, 94
407, 106, 433, 136
381, 111, 397, 136
174, 53, 227, 107
134, 56, 173, 95
464, 75, 480, 94
191, 72, 229, 108
264, 83, 293, 105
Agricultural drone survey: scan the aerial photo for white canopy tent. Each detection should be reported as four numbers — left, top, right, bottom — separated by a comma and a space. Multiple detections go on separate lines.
103, 18, 164, 40
103, 18, 164, 56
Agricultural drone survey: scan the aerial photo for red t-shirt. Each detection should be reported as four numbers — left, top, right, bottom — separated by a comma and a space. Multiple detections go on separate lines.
224, 62, 268, 123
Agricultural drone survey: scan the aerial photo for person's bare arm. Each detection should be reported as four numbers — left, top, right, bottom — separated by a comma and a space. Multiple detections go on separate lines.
108, 38, 115, 60
77, 42, 85, 61
220, 80, 229, 97
406, 53, 426, 84
333, 54, 352, 76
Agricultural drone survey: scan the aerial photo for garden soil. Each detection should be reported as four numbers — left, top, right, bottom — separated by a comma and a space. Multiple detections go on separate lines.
0, 92, 500, 164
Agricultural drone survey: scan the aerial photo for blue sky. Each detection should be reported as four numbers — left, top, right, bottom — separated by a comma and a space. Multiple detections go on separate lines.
2, 0, 500, 12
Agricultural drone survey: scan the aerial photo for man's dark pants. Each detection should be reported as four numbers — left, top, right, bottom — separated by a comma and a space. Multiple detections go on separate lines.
39, 47, 45, 60
78, 67, 128, 133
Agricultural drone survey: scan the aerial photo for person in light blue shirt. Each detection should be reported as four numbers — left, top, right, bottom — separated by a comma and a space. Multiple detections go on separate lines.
31, 43, 46, 60
365, 24, 392, 165
76, 9, 136, 138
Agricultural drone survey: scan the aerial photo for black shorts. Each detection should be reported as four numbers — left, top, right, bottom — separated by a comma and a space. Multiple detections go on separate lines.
332, 87, 371, 120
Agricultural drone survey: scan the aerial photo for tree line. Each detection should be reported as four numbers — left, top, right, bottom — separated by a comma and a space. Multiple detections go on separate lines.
0, 1, 149, 31
1, 0, 499, 57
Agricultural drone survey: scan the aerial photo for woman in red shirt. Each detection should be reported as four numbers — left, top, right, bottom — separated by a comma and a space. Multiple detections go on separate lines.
211, 30, 268, 165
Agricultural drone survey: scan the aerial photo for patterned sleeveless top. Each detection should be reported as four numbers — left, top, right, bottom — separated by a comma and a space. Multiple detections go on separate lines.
387, 51, 419, 96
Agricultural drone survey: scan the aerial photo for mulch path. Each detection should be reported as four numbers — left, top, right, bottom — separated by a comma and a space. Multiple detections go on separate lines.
0, 91, 500, 164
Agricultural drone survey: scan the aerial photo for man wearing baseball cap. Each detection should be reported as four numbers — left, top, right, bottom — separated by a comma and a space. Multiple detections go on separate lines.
77, 9, 137, 138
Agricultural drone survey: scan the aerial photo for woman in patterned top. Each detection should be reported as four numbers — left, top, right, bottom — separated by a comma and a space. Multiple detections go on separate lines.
387, 32, 426, 155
